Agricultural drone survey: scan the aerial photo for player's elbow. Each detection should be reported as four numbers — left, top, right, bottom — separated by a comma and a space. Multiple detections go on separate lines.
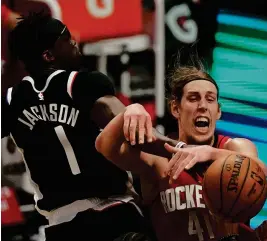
95, 132, 116, 161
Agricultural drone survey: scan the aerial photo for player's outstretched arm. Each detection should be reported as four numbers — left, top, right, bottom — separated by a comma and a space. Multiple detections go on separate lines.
164, 143, 267, 180
95, 109, 169, 177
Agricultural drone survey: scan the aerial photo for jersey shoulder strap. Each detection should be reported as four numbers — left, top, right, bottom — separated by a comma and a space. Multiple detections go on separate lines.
214, 133, 231, 149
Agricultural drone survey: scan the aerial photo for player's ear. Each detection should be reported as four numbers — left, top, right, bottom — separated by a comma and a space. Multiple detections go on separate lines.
216, 102, 222, 120
42, 50, 55, 63
171, 100, 180, 119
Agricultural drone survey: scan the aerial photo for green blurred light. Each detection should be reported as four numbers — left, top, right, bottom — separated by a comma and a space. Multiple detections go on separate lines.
216, 120, 267, 142
211, 65, 267, 87
215, 32, 267, 55
218, 83, 267, 104
217, 14, 267, 32
213, 47, 267, 68
219, 98, 267, 119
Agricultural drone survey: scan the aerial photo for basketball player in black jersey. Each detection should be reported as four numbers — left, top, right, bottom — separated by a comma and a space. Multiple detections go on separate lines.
1, 12, 178, 241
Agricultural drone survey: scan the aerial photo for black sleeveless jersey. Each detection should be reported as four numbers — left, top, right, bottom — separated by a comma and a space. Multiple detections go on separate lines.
2, 70, 128, 211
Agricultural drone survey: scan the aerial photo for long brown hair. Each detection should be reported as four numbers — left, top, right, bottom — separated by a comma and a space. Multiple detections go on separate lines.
166, 53, 219, 106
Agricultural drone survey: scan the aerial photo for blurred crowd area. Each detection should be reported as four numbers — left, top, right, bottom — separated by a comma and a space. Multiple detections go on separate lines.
1, 0, 267, 240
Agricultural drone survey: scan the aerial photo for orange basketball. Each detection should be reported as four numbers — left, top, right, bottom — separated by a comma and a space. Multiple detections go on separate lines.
202, 154, 267, 222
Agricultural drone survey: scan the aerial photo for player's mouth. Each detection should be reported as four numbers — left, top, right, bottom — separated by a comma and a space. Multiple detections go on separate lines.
194, 116, 210, 133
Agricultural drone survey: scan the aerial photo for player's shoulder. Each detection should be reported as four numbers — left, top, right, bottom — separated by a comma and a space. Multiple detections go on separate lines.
224, 138, 256, 151
4, 81, 28, 104
74, 70, 112, 83
72, 70, 114, 92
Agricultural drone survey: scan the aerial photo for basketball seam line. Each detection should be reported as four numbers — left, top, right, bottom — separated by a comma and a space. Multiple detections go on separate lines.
219, 154, 232, 213
235, 174, 267, 220
227, 157, 251, 218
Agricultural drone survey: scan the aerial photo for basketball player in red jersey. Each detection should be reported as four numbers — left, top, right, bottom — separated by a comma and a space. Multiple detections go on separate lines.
96, 60, 267, 241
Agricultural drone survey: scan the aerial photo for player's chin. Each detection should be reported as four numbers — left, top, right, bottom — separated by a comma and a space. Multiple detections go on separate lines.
191, 133, 214, 145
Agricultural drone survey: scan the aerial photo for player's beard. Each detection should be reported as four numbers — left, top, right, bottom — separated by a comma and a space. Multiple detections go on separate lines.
186, 135, 214, 146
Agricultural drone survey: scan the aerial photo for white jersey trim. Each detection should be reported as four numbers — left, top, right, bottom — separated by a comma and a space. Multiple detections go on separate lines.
45, 196, 142, 227
7, 87, 13, 105
67, 71, 78, 98
22, 70, 65, 93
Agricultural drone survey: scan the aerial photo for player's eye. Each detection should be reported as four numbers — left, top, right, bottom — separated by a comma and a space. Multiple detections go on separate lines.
207, 97, 215, 102
188, 96, 197, 102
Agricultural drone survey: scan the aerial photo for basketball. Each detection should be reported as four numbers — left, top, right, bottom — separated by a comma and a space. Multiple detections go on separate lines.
203, 154, 267, 222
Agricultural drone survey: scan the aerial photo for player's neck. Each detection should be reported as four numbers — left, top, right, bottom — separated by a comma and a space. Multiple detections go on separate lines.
178, 133, 215, 146
26, 67, 58, 90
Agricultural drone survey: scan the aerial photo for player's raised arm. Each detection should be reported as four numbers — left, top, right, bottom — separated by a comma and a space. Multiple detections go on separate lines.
69, 71, 178, 157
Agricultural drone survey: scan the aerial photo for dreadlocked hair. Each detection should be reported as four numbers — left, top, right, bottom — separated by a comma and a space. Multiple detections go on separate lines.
9, 11, 51, 64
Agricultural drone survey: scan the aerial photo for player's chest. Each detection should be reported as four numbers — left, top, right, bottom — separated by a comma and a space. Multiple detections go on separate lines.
159, 171, 205, 212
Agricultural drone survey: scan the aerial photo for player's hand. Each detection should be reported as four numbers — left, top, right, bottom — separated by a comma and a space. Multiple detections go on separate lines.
255, 220, 267, 241
164, 144, 213, 180
123, 103, 154, 145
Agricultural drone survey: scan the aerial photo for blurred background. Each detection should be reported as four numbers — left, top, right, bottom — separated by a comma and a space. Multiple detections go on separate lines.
1, 0, 267, 240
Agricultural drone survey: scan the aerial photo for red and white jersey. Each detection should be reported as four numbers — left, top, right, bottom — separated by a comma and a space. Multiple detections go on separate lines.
149, 134, 257, 241
150, 165, 216, 241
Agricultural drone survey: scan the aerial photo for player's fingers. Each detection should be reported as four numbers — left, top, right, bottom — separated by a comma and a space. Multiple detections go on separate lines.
145, 115, 153, 143
123, 115, 130, 141
167, 150, 183, 172
129, 116, 137, 145
164, 143, 179, 154
138, 115, 146, 144
172, 154, 193, 180
169, 152, 188, 178
184, 157, 198, 170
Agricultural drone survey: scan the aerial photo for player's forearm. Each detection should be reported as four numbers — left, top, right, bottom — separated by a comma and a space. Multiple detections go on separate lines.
133, 129, 178, 158
95, 111, 170, 175
210, 147, 267, 175
95, 112, 127, 159
95, 112, 160, 174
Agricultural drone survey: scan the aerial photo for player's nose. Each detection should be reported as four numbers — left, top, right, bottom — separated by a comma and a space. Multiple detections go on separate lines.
197, 99, 208, 111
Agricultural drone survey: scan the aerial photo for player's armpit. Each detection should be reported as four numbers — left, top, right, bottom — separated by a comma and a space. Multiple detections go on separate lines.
91, 95, 125, 129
